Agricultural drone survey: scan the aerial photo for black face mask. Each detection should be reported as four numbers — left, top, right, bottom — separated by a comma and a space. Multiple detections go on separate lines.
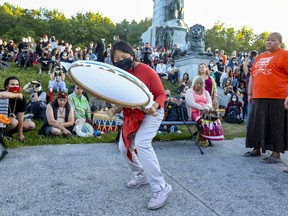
114, 57, 133, 71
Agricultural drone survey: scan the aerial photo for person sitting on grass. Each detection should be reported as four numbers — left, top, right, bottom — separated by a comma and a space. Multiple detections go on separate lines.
0, 76, 35, 141
39, 91, 74, 137
68, 85, 92, 125
158, 90, 181, 134
167, 60, 179, 84
48, 65, 66, 92
23, 80, 47, 120
223, 93, 243, 124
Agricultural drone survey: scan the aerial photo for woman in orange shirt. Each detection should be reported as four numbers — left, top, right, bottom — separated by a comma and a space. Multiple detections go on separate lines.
243, 32, 288, 166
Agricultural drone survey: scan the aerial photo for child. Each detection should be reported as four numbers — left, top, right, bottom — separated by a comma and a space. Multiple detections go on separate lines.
237, 81, 247, 119
223, 78, 233, 95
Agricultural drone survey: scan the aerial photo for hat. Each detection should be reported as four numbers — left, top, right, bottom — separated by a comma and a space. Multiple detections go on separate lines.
165, 89, 171, 97
43, 34, 48, 37
57, 91, 68, 99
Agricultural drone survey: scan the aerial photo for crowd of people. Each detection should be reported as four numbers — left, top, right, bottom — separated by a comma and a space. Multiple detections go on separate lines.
0, 32, 287, 210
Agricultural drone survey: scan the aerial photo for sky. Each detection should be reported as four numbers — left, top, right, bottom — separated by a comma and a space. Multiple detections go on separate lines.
2, 0, 288, 46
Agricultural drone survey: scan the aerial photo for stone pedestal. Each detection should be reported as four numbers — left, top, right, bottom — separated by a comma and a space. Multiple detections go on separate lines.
175, 54, 215, 81
141, 23, 188, 49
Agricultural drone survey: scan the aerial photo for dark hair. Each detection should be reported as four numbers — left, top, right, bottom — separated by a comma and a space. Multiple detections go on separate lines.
183, 73, 189, 80
250, 50, 258, 57
52, 91, 70, 109
230, 93, 239, 103
4, 76, 20, 89
110, 41, 135, 65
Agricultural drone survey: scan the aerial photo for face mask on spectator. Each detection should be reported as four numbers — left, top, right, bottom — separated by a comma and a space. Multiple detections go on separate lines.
8, 86, 21, 93
232, 97, 237, 102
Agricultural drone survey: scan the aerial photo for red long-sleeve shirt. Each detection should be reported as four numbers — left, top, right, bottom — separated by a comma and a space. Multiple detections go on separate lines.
128, 63, 166, 108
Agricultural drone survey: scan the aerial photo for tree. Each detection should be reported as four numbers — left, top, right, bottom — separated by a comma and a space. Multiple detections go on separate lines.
205, 21, 279, 56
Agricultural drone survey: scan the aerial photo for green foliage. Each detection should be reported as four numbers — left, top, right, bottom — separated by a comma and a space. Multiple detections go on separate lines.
0, 3, 151, 47
205, 21, 277, 56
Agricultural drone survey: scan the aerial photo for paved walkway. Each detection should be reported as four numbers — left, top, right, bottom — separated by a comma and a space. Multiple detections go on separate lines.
0, 138, 287, 216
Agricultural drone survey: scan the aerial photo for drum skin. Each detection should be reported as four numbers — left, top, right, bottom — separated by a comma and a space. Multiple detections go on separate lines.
63, 61, 153, 108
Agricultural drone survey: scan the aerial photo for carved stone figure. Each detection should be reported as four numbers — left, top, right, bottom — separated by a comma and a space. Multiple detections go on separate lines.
187, 24, 206, 55
156, 26, 174, 50
163, 29, 173, 50
155, 26, 165, 49
165, 0, 184, 22
170, 0, 184, 20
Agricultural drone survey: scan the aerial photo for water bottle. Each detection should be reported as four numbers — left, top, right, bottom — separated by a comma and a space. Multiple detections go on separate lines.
170, 125, 175, 133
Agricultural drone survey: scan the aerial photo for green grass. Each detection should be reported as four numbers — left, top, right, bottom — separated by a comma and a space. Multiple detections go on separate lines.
1, 63, 246, 148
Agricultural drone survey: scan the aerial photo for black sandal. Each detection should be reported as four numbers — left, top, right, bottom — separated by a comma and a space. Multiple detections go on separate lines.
243, 151, 261, 157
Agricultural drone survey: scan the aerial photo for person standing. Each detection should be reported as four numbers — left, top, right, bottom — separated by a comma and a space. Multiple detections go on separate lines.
141, 43, 153, 67
243, 32, 288, 164
95, 38, 105, 62
110, 40, 172, 210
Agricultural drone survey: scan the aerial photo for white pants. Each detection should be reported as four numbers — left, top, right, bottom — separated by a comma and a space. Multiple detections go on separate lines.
119, 108, 166, 192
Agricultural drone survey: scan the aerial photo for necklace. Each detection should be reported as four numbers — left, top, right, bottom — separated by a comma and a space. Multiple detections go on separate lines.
58, 107, 65, 119
9, 99, 17, 116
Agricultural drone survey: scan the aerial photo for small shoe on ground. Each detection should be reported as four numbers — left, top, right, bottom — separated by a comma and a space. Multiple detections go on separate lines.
283, 167, 288, 173
148, 184, 172, 210
127, 176, 149, 189
243, 151, 261, 157
260, 156, 282, 164
200, 140, 208, 147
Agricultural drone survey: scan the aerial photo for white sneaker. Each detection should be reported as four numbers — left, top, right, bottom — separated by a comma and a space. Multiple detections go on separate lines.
148, 184, 172, 210
127, 176, 149, 189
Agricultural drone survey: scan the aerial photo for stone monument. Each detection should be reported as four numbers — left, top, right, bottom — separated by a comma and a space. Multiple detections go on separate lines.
141, 0, 188, 50
141, 0, 215, 80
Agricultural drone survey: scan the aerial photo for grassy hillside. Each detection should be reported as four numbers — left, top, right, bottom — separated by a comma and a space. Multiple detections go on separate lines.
1, 62, 246, 148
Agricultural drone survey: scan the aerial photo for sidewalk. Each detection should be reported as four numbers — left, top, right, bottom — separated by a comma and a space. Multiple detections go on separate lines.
0, 138, 287, 216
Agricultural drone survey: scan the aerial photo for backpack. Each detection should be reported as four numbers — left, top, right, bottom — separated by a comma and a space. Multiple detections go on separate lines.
164, 98, 188, 121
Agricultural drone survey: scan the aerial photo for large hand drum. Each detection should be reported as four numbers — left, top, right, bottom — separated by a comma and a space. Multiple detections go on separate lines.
62, 61, 154, 108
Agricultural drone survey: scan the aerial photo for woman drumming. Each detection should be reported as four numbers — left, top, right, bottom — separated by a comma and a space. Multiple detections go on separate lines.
110, 40, 172, 210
